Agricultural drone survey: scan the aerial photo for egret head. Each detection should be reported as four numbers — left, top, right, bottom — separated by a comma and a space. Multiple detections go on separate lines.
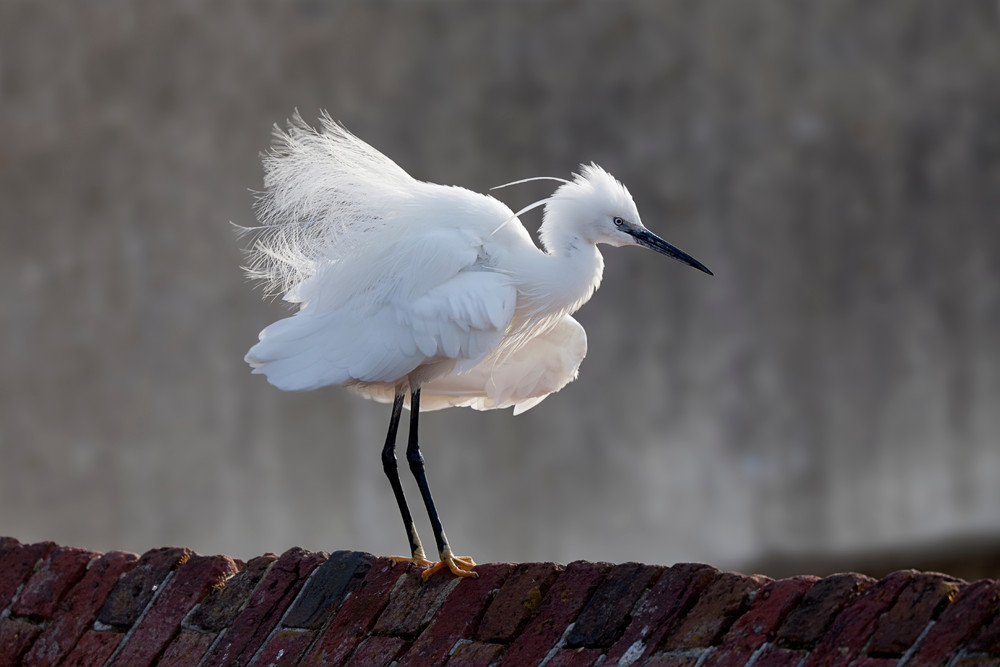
540, 164, 713, 275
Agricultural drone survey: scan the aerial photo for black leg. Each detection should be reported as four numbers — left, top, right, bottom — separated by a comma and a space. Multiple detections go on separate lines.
404, 388, 477, 579
405, 388, 450, 556
381, 388, 426, 561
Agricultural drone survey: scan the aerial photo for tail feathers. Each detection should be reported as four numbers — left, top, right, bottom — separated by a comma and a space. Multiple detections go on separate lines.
245, 307, 428, 391
245, 312, 351, 391
246, 343, 347, 392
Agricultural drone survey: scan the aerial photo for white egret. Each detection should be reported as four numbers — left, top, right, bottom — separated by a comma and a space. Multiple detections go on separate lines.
242, 112, 712, 579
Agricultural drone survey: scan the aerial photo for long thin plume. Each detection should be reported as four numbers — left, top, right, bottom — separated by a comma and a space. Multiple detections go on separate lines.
490, 175, 570, 190
491, 196, 563, 236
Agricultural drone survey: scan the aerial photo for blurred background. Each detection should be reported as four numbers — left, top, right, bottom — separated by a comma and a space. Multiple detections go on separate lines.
2, 1, 999, 579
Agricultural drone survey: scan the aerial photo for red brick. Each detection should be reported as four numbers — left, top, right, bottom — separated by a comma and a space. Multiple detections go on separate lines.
349, 634, 410, 666
0, 540, 56, 606
10, 547, 95, 619
445, 639, 505, 665
500, 561, 610, 667
476, 562, 562, 643
372, 564, 463, 638
97, 546, 193, 628
158, 628, 216, 665
908, 580, 1000, 665
200, 547, 325, 667
661, 571, 769, 650
565, 562, 664, 649
774, 573, 874, 649
248, 627, 316, 665
953, 656, 1000, 667
749, 643, 808, 666
300, 558, 405, 665
59, 628, 123, 667
967, 607, 1000, 654
397, 562, 514, 666
842, 657, 898, 667
866, 572, 962, 657
108, 554, 238, 666
188, 553, 278, 631
0, 617, 42, 667
709, 646, 761, 667
603, 563, 718, 665
250, 553, 377, 665
282, 550, 375, 629
720, 575, 817, 652
802, 569, 914, 666
641, 651, 703, 667
544, 646, 604, 666
23, 550, 138, 667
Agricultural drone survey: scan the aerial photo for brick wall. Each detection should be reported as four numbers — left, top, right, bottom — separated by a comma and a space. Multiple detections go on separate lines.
0, 537, 998, 666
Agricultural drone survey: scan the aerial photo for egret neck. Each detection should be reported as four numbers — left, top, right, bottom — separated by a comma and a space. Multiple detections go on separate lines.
509, 231, 605, 326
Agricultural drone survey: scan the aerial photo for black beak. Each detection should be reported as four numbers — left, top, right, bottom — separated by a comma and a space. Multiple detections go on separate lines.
626, 227, 713, 276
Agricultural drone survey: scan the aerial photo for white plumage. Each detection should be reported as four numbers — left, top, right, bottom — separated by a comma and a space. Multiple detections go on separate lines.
241, 113, 711, 578
243, 113, 694, 412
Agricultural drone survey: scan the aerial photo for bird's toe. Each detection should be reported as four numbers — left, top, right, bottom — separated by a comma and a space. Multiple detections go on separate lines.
421, 553, 478, 581
389, 554, 434, 569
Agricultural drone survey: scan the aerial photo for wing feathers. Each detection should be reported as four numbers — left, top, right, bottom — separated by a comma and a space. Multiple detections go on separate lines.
245, 271, 516, 390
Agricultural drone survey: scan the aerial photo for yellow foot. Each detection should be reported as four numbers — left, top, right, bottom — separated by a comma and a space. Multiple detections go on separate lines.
388, 554, 434, 569
421, 554, 478, 581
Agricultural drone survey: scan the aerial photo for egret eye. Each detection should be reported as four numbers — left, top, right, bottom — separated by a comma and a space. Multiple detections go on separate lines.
613, 216, 624, 227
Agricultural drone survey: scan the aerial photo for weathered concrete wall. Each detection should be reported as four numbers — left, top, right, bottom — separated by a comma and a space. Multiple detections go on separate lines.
1, 2, 998, 573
